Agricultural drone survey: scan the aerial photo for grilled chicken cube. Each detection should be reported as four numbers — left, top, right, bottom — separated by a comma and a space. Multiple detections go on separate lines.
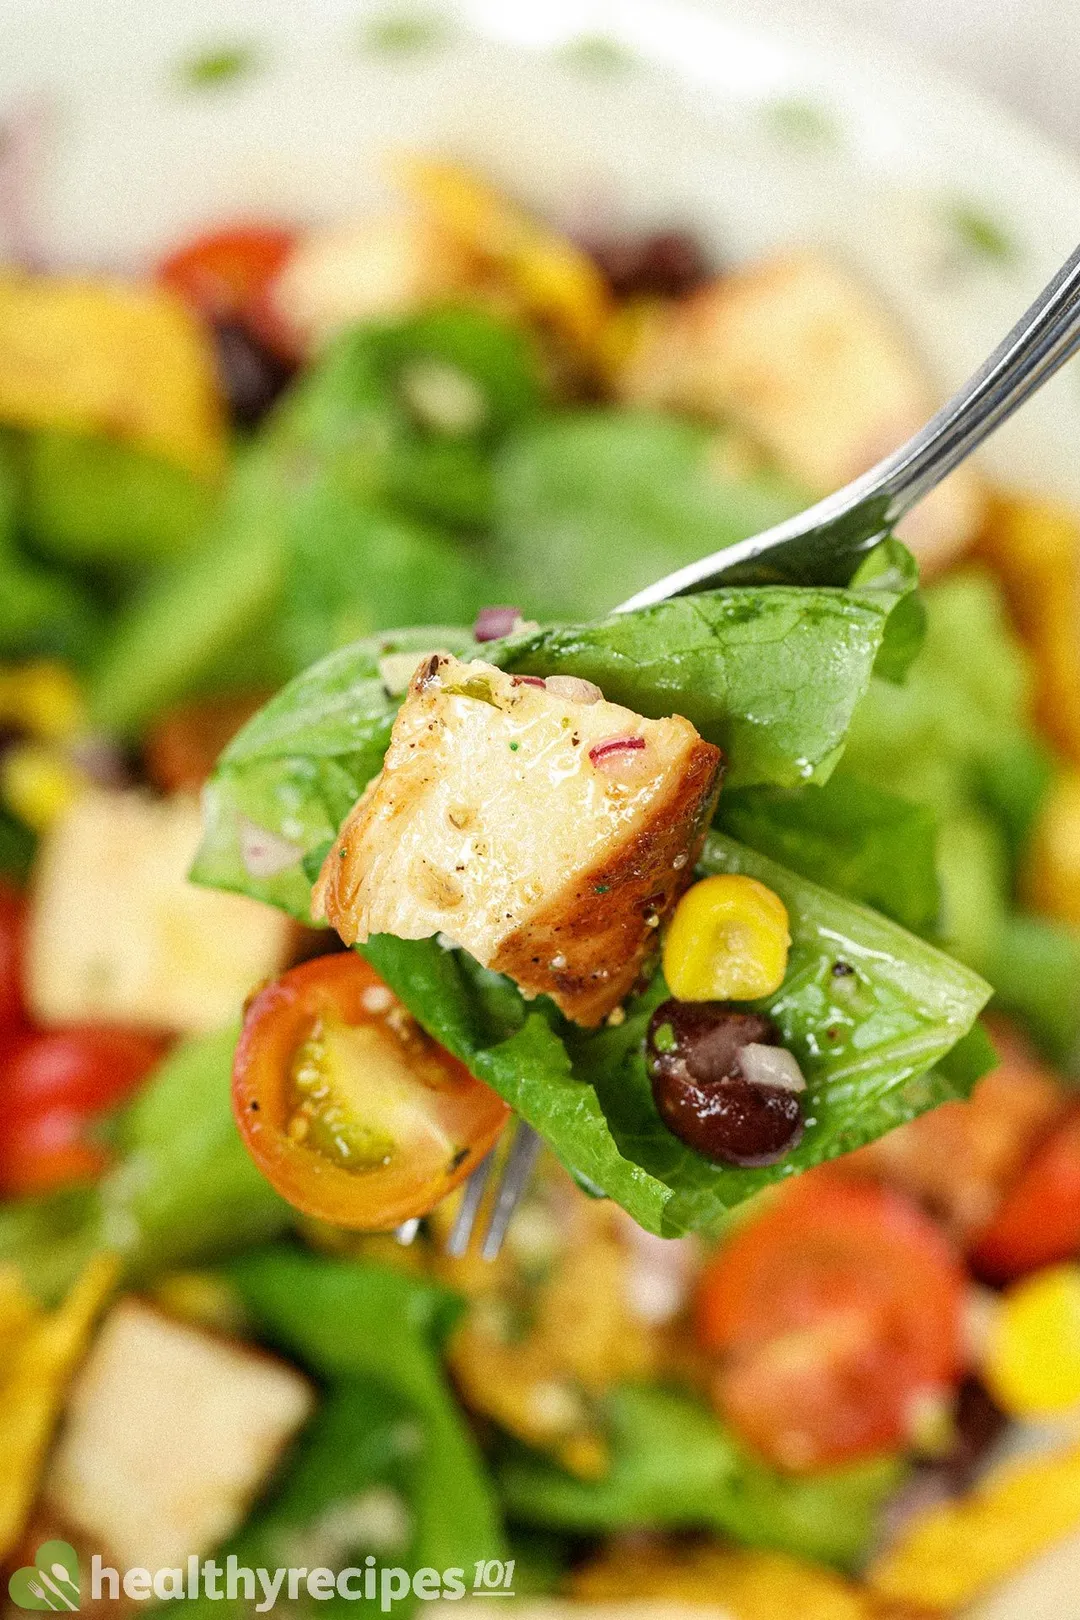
44, 1298, 313, 1572
26, 789, 293, 1033
314, 655, 723, 1026
616, 251, 984, 575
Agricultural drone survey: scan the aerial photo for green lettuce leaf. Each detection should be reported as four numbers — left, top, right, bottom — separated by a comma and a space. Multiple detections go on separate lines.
194, 572, 909, 918
363, 833, 990, 1235
497, 1385, 902, 1571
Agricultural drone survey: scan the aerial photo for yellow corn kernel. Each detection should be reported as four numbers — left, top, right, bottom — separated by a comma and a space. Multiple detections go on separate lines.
985, 1264, 1080, 1416
1023, 767, 1080, 928
396, 155, 611, 357
0, 742, 82, 832
663, 873, 790, 1001
0, 661, 84, 741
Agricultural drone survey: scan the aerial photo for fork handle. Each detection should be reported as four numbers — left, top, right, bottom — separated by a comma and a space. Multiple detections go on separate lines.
618, 238, 1080, 605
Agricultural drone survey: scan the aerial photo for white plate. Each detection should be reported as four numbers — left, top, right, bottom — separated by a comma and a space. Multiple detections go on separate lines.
2, 2, 1079, 1611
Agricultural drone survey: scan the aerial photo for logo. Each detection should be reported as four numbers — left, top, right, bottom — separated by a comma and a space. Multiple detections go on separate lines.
9, 1541, 80, 1611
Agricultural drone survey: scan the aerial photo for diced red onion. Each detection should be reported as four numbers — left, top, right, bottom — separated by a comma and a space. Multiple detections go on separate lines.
511, 675, 546, 689
473, 606, 521, 643
240, 818, 303, 879
545, 675, 602, 705
739, 1042, 806, 1094
589, 735, 647, 768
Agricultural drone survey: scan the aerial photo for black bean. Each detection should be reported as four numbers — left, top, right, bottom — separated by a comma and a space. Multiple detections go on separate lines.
646, 999, 804, 1167
589, 230, 712, 299
212, 318, 295, 428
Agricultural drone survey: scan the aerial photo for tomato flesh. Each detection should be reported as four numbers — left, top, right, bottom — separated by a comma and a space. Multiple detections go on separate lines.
971, 1108, 1080, 1282
233, 952, 510, 1229
0, 883, 27, 1037
696, 1172, 965, 1472
158, 224, 297, 355
0, 1025, 165, 1195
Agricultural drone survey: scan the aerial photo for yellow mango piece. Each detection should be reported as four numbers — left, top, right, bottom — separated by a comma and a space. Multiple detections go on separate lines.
396, 156, 611, 357
977, 494, 1080, 765
0, 274, 225, 480
985, 1264, 1080, 1416
869, 1437, 1080, 1610
663, 873, 790, 1000
1023, 767, 1080, 928
0, 1252, 118, 1560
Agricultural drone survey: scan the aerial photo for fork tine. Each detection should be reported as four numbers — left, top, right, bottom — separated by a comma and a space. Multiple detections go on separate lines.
446, 1146, 495, 1257
480, 1123, 541, 1261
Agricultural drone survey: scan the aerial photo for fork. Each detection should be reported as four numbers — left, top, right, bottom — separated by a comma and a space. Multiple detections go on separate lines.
402, 235, 1080, 1259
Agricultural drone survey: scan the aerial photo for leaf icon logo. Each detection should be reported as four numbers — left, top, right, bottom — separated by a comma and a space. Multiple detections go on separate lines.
8, 1541, 80, 1611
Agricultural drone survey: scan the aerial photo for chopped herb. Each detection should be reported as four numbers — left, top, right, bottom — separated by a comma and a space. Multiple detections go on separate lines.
444, 676, 500, 708
946, 202, 1016, 264
178, 43, 260, 89
558, 34, 636, 76
360, 9, 454, 57
594, 883, 610, 895
652, 1021, 677, 1055
763, 97, 839, 147
509, 741, 520, 752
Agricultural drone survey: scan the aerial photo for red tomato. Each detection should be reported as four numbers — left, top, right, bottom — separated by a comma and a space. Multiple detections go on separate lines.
233, 953, 510, 1229
1, 1026, 166, 1119
0, 883, 27, 1037
970, 1107, 1080, 1282
696, 1173, 965, 1472
158, 225, 296, 354
0, 1106, 107, 1196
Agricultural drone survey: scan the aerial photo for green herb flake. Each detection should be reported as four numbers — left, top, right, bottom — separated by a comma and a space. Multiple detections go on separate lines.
509, 741, 520, 752
594, 883, 610, 895
558, 34, 636, 76
178, 44, 260, 89
946, 202, 1016, 264
763, 97, 840, 148
445, 676, 500, 708
652, 1021, 677, 1054
360, 9, 454, 57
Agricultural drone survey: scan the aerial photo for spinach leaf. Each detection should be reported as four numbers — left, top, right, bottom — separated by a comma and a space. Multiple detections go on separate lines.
495, 582, 905, 789
498, 1385, 902, 1571
716, 776, 940, 936
89, 307, 543, 733
230, 1246, 505, 1576
23, 429, 218, 565
362, 831, 989, 1236
493, 409, 807, 620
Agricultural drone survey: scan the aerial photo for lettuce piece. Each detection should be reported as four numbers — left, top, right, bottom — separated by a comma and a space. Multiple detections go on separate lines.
362, 833, 989, 1235
498, 1385, 902, 1571
716, 776, 940, 936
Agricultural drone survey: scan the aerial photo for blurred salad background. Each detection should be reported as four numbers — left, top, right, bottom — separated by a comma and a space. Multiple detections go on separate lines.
1, 2, 1080, 1617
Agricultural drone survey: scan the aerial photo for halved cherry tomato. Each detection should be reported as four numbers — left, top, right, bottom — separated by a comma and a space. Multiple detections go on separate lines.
0, 882, 27, 1037
1, 1026, 166, 1118
158, 224, 297, 355
696, 1173, 965, 1472
233, 952, 510, 1229
0, 1106, 107, 1196
971, 1108, 1080, 1283
0, 1026, 166, 1196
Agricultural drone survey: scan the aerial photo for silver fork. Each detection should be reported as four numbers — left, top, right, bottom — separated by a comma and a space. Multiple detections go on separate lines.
402, 236, 1080, 1259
